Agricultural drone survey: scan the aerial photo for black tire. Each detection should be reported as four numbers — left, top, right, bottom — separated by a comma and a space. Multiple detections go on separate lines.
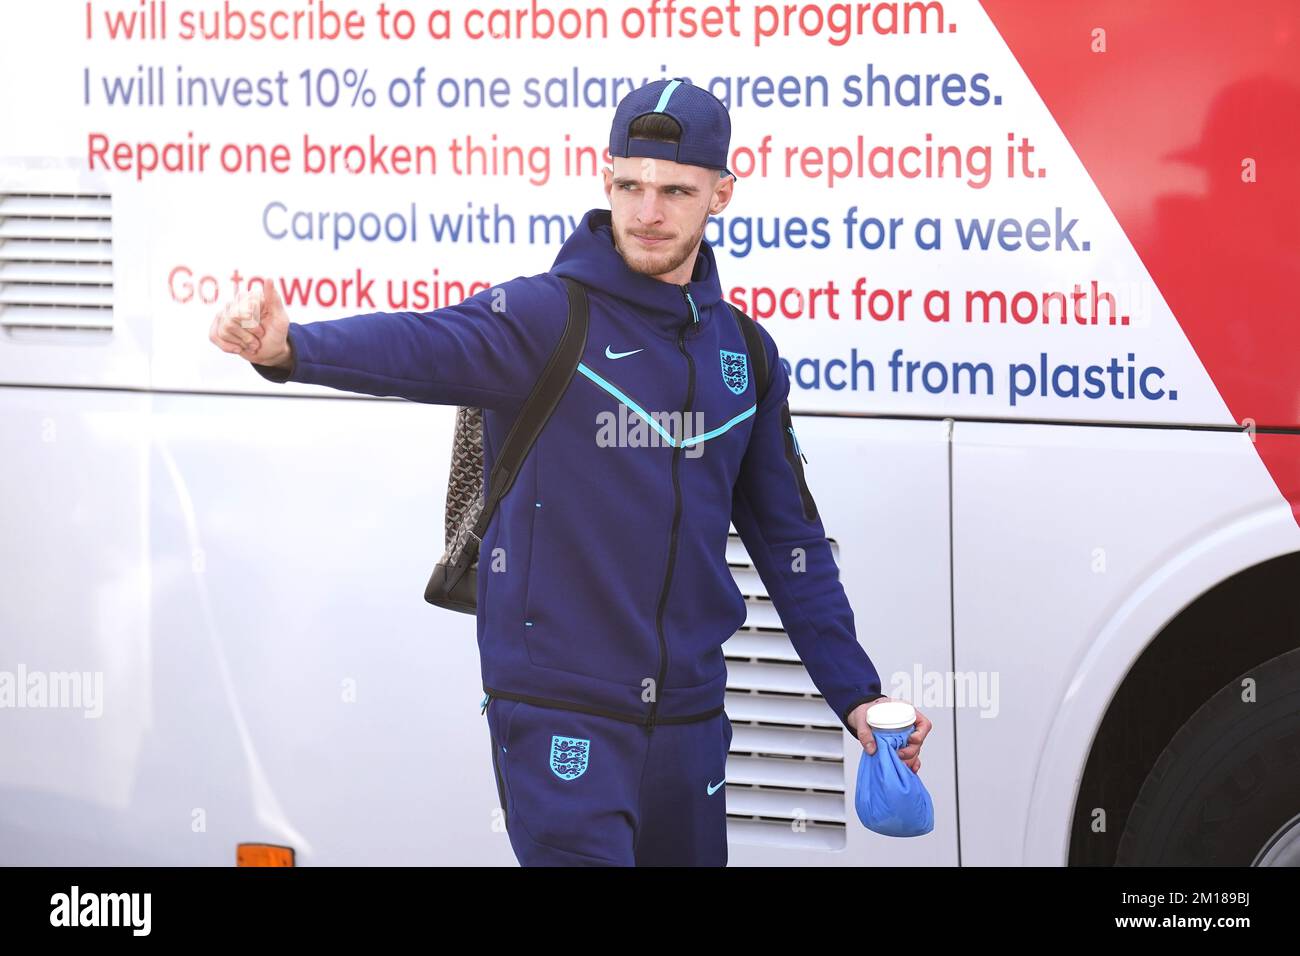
1116, 646, 1300, 865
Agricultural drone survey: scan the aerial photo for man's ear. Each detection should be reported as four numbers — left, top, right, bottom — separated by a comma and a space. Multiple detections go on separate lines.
710, 175, 734, 215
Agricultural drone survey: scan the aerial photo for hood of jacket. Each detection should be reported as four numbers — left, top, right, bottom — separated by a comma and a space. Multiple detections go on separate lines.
550, 207, 723, 338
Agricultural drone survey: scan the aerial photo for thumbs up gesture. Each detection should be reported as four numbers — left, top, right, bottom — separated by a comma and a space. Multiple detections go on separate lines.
210, 278, 292, 369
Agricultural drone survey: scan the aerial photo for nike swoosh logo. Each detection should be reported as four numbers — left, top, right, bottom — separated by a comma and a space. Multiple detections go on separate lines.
706, 779, 725, 795
605, 346, 644, 360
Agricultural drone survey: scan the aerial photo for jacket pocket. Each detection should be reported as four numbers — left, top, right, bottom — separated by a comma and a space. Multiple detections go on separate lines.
779, 402, 819, 521
486, 696, 519, 829
515, 447, 543, 631
490, 734, 509, 828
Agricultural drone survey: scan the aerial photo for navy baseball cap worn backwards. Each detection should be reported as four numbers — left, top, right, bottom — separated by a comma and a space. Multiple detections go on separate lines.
609, 77, 734, 179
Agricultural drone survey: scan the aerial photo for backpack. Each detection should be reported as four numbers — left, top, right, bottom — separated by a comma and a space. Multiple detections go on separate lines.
424, 274, 771, 612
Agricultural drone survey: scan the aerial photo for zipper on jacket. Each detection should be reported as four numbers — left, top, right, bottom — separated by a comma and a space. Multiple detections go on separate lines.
780, 403, 819, 521
682, 284, 700, 327
788, 424, 808, 464
647, 286, 698, 734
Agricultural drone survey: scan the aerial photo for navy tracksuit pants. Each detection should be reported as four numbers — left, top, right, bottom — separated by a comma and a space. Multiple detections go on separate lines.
485, 696, 733, 866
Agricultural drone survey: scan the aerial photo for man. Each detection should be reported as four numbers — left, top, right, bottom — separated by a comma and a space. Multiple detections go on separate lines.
210, 77, 931, 866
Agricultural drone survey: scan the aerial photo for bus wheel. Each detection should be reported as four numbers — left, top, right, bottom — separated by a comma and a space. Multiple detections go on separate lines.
1116, 646, 1300, 866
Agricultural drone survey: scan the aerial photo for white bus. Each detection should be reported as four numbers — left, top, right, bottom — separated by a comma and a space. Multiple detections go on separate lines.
2, 0, 1297, 865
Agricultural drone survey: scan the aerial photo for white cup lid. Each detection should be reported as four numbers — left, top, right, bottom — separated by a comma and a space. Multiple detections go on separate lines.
865, 700, 915, 730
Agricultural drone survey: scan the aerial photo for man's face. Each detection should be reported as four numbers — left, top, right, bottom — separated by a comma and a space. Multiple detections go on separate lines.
603, 156, 732, 281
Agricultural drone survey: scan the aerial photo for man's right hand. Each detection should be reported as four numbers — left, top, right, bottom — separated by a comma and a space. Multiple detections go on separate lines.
210, 278, 292, 369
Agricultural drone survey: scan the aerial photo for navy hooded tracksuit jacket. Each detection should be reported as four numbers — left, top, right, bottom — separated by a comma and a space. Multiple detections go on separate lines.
251, 207, 886, 850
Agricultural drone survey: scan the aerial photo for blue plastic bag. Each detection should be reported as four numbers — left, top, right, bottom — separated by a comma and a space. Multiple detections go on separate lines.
854, 705, 935, 837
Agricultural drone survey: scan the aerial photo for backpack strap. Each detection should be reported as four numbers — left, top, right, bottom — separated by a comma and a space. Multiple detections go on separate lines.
728, 302, 770, 405
470, 276, 590, 543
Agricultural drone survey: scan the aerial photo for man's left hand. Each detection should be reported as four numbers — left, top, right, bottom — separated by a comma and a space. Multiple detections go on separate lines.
847, 697, 932, 774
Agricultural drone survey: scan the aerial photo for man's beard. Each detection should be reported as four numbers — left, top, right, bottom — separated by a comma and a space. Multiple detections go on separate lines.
612, 210, 709, 279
